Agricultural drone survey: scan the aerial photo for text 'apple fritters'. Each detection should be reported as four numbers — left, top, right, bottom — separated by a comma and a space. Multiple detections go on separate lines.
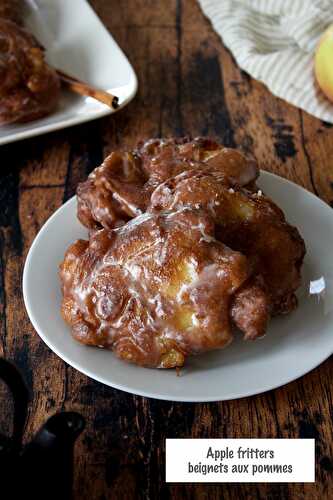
60, 209, 251, 368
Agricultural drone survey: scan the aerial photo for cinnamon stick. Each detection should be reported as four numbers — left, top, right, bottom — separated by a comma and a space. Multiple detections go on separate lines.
56, 69, 119, 109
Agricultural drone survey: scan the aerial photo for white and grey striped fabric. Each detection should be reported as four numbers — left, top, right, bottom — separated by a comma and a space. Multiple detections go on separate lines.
198, 0, 333, 123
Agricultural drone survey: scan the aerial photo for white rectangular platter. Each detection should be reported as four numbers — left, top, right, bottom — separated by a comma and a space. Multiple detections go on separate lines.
0, 0, 137, 145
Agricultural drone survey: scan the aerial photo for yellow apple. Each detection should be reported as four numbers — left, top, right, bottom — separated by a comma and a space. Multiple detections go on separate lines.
315, 24, 333, 102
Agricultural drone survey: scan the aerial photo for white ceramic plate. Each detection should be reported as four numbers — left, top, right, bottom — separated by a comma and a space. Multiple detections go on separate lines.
0, 0, 137, 145
23, 172, 333, 402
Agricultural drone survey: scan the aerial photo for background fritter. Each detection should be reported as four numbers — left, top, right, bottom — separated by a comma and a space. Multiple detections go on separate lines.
0, 19, 60, 124
0, 0, 22, 24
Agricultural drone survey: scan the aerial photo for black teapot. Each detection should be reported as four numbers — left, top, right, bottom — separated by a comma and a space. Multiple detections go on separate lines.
0, 358, 85, 499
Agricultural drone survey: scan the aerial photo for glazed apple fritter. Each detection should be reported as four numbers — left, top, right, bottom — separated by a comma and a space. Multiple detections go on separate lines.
60, 137, 306, 368
137, 137, 259, 189
77, 137, 259, 231
149, 170, 305, 319
0, 19, 60, 124
60, 209, 251, 368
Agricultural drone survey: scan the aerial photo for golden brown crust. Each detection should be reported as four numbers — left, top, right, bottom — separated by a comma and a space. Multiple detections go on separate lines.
231, 277, 270, 340
137, 137, 259, 188
76, 137, 259, 231
76, 152, 149, 230
149, 170, 305, 317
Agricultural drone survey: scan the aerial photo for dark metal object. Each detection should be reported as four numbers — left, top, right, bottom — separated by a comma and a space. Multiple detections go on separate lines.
0, 358, 85, 499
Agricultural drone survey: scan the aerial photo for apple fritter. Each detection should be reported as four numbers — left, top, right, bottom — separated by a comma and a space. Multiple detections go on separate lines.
67, 138, 306, 366
149, 171, 305, 320
0, 19, 60, 124
60, 209, 251, 368
137, 136, 259, 189
76, 137, 258, 231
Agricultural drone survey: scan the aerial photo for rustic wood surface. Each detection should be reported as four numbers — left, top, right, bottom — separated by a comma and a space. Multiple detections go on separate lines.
1, 1, 333, 498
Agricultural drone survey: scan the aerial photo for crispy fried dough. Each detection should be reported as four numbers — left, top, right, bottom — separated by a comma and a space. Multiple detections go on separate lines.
77, 137, 258, 231
60, 209, 250, 368
65, 138, 306, 367
149, 170, 305, 320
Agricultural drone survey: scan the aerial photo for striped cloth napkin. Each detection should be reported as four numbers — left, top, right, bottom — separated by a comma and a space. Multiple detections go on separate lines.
198, 0, 333, 123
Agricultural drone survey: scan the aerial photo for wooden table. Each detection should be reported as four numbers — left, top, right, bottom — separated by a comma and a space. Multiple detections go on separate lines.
1, 1, 333, 498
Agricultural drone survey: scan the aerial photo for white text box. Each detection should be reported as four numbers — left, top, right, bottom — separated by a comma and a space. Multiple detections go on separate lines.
166, 439, 315, 483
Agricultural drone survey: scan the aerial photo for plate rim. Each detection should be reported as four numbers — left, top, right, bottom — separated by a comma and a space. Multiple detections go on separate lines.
0, 0, 138, 146
22, 171, 333, 402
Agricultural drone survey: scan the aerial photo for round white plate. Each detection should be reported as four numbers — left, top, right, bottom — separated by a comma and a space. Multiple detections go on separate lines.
23, 171, 333, 402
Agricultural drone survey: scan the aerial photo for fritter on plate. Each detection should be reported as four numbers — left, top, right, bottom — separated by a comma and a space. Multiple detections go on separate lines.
77, 137, 259, 231
149, 170, 305, 322
61, 137, 306, 368
60, 209, 252, 368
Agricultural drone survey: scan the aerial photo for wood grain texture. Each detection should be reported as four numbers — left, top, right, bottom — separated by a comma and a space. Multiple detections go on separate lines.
0, 1, 333, 498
